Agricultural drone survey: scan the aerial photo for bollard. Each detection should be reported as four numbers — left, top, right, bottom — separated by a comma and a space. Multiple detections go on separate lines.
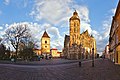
79, 61, 81, 67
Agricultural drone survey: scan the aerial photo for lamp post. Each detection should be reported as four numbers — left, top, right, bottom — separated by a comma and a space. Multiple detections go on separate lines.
79, 43, 82, 67
92, 47, 94, 67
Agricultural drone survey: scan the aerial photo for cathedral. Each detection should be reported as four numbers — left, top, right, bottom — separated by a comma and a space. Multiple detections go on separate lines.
63, 10, 97, 60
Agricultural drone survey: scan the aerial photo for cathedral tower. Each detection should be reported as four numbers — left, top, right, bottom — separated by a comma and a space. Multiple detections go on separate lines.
69, 10, 80, 46
41, 31, 50, 54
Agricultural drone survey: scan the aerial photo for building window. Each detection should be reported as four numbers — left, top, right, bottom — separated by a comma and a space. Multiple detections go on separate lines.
45, 46, 47, 48
45, 41, 47, 44
74, 28, 77, 33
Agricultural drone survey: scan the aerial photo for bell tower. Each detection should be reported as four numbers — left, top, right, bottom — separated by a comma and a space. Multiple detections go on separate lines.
69, 10, 80, 46
41, 31, 50, 54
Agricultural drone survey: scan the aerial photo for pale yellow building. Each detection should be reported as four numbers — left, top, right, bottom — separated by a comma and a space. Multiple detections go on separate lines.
33, 48, 41, 56
50, 48, 60, 58
41, 31, 50, 54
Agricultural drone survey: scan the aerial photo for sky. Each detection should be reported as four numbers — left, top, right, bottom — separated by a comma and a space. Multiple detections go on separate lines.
0, 0, 119, 55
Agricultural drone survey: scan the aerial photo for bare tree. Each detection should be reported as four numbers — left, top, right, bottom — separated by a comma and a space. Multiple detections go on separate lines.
5, 24, 31, 57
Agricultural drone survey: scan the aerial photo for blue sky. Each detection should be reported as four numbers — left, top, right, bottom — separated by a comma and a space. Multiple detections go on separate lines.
0, 0, 119, 54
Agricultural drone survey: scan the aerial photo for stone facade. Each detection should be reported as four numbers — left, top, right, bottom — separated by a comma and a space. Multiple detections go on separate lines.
105, 45, 110, 59
69, 10, 80, 46
63, 35, 70, 58
63, 10, 97, 60
109, 0, 120, 64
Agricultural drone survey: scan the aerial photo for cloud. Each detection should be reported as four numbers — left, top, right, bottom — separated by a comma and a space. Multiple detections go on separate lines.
30, 0, 91, 28
2, 0, 113, 54
111, 8, 116, 14
75, 5, 90, 22
4, 0, 10, 5
80, 21, 91, 33
29, 0, 93, 51
29, 0, 115, 54
91, 19, 111, 54
102, 20, 111, 39
2, 22, 64, 51
0, 26, 4, 38
47, 27, 64, 50
92, 8, 115, 54
91, 30, 102, 41
0, 26, 3, 30
1, 0, 115, 54
30, 0, 73, 25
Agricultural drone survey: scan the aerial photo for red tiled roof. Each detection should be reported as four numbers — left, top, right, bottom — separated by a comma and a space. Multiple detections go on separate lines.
51, 48, 57, 50
57, 52, 61, 54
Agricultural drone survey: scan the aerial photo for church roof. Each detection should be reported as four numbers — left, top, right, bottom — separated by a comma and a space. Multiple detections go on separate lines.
65, 35, 70, 41
64, 35, 70, 47
73, 10, 78, 15
42, 31, 50, 38
80, 30, 95, 38
69, 10, 80, 21
91, 35, 94, 38
81, 30, 89, 35
84, 30, 89, 34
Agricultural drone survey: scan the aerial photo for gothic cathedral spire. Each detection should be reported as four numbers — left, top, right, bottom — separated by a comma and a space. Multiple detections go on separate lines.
69, 10, 80, 46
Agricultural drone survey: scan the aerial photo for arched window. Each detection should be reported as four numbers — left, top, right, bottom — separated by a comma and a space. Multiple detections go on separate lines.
45, 41, 47, 44
74, 28, 77, 33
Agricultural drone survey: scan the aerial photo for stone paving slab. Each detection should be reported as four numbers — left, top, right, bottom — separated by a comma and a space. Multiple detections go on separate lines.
0, 59, 120, 80
0, 58, 90, 66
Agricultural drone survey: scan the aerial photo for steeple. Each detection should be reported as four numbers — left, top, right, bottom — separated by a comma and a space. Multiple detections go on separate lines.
73, 10, 78, 16
41, 30, 50, 54
69, 10, 80, 21
42, 31, 50, 38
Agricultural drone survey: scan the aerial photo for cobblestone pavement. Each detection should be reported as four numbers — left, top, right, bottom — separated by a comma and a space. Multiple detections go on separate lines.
0, 58, 82, 66
0, 59, 120, 80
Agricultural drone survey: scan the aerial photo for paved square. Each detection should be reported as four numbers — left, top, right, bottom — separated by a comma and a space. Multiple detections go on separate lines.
0, 59, 120, 80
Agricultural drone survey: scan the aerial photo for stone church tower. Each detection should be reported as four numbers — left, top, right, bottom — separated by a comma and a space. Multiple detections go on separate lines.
41, 31, 50, 54
69, 10, 80, 46
63, 10, 97, 60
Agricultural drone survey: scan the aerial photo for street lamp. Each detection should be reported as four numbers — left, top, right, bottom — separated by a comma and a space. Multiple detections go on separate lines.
90, 35, 94, 67
92, 46, 94, 67
79, 43, 82, 67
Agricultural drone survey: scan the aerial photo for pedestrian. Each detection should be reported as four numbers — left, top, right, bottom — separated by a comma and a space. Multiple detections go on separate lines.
79, 61, 81, 67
